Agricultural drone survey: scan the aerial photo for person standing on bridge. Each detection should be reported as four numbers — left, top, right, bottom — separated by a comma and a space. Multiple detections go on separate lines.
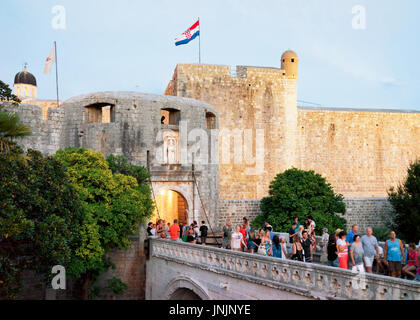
169, 219, 180, 240
199, 221, 208, 245
272, 235, 282, 258
326, 233, 339, 267
222, 220, 232, 249
361, 227, 379, 273
261, 229, 273, 256
350, 235, 365, 273
337, 231, 349, 269
384, 231, 405, 278
402, 243, 418, 280
346, 224, 359, 269
291, 235, 304, 261
301, 231, 312, 263
231, 225, 246, 252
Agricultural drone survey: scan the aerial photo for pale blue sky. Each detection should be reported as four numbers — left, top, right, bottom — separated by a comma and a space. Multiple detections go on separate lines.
1, 0, 419, 110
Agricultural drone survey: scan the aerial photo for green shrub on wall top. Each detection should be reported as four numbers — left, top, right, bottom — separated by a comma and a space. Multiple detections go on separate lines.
253, 168, 347, 234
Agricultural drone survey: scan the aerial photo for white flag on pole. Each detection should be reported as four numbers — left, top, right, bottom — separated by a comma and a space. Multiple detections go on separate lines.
43, 43, 56, 74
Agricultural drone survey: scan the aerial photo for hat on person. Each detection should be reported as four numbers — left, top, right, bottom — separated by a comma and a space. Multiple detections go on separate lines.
323, 228, 328, 233
335, 228, 342, 235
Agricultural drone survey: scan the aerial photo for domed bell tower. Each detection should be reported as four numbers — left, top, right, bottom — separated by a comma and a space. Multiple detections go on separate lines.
14, 64, 37, 100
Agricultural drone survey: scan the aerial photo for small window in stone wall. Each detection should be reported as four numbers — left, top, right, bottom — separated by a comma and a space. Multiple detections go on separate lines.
85, 103, 115, 123
206, 112, 216, 129
161, 108, 180, 125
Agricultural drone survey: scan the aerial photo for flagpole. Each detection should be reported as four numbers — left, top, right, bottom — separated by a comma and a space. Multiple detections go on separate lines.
198, 17, 201, 64
54, 41, 60, 108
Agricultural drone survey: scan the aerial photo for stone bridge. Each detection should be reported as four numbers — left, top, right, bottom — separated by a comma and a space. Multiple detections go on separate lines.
146, 238, 420, 300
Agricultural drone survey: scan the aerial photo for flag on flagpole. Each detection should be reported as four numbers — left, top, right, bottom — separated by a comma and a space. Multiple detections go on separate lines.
175, 20, 200, 46
43, 43, 56, 74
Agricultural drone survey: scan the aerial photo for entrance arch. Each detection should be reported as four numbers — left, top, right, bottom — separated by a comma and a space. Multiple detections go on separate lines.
169, 288, 202, 300
151, 189, 189, 225
164, 276, 210, 300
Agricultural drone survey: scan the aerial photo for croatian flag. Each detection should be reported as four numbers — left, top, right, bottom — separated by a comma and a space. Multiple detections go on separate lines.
175, 20, 200, 46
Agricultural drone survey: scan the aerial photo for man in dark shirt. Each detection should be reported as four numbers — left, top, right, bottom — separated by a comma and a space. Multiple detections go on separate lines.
146, 222, 153, 236
199, 221, 208, 245
289, 223, 297, 242
301, 231, 312, 263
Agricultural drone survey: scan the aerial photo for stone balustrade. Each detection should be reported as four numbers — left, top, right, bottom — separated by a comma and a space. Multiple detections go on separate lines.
149, 238, 420, 300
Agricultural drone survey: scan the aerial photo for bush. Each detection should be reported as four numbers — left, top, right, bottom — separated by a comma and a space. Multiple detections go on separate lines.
53, 147, 153, 299
253, 168, 347, 234
388, 159, 420, 243
0, 143, 82, 299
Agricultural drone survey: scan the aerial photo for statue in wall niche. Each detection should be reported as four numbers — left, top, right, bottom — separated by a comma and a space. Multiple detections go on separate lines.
163, 130, 179, 164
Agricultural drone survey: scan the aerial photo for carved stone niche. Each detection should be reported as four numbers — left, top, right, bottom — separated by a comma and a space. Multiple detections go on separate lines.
162, 130, 179, 164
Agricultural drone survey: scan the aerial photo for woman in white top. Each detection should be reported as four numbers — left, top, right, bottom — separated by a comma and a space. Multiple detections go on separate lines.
231, 225, 246, 251
280, 236, 288, 259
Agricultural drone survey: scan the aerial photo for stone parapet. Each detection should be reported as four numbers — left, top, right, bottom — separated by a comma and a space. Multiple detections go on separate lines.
148, 238, 420, 300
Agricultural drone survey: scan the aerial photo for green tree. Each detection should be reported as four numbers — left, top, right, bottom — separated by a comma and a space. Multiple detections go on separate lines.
0, 80, 30, 152
253, 168, 347, 234
106, 154, 150, 185
0, 80, 20, 104
0, 143, 82, 299
388, 159, 420, 243
53, 148, 153, 299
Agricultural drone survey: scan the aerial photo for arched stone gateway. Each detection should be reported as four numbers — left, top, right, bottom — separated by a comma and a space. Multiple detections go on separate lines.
164, 276, 210, 300
151, 184, 194, 225
152, 189, 190, 225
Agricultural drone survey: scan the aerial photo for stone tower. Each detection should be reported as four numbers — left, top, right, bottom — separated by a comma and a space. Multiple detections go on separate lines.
281, 50, 298, 79
280, 50, 298, 169
164, 50, 300, 224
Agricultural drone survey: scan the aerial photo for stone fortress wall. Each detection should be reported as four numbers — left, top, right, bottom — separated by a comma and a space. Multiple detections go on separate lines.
2, 92, 220, 228
164, 53, 420, 229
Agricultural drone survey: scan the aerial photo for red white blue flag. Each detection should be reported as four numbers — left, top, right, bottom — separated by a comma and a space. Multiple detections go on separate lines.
175, 20, 200, 46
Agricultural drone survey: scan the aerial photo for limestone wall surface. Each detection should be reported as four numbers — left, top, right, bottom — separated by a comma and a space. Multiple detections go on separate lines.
218, 198, 392, 231
298, 107, 420, 197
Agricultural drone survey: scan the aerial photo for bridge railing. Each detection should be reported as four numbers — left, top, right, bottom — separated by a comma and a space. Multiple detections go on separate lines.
149, 238, 420, 300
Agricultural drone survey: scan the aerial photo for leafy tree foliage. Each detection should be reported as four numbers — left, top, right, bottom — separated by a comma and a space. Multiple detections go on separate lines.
0, 143, 82, 299
0, 80, 20, 104
253, 168, 347, 234
388, 159, 420, 243
53, 148, 153, 299
106, 154, 150, 185
0, 81, 30, 152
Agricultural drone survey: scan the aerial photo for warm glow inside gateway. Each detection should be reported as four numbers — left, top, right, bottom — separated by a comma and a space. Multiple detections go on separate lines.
151, 189, 188, 225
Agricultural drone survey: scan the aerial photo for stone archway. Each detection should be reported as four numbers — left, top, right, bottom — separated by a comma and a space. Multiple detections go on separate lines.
152, 189, 189, 225
164, 276, 210, 300
150, 184, 193, 226
169, 288, 202, 300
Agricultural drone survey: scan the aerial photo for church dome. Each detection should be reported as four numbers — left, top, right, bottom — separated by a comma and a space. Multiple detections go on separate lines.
14, 67, 37, 86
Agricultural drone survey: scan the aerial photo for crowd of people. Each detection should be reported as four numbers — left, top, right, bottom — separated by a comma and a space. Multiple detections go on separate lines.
147, 216, 420, 282
221, 217, 420, 281
326, 224, 420, 280
221, 216, 316, 261
147, 218, 209, 244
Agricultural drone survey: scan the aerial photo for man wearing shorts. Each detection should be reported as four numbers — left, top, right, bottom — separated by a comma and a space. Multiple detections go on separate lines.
361, 227, 379, 273
384, 231, 405, 278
